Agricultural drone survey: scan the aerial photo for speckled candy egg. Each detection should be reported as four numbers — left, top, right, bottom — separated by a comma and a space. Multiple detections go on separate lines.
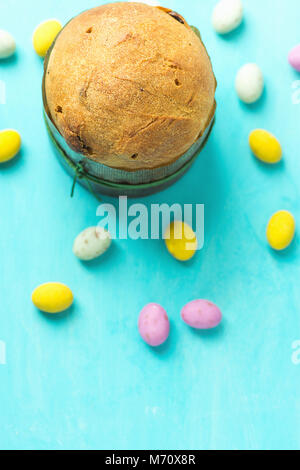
212, 0, 243, 34
0, 30, 16, 59
32, 282, 73, 314
138, 303, 170, 347
0, 129, 21, 163
33, 19, 62, 58
181, 299, 222, 329
266, 210, 295, 251
235, 63, 264, 104
249, 129, 282, 164
288, 44, 300, 72
73, 226, 111, 261
164, 221, 198, 261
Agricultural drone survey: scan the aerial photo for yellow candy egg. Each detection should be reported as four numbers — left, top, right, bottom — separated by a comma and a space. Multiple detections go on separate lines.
164, 221, 198, 261
266, 210, 295, 251
0, 129, 21, 163
32, 282, 73, 314
33, 19, 62, 58
249, 129, 282, 164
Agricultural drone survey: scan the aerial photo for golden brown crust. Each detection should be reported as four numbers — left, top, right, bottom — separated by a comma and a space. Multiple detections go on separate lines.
45, 2, 216, 170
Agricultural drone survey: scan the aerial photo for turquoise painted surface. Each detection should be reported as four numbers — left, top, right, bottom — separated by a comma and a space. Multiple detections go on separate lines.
0, 0, 300, 450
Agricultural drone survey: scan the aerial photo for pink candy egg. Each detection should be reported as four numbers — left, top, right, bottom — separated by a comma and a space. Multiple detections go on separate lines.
138, 303, 170, 347
288, 44, 300, 72
181, 299, 222, 329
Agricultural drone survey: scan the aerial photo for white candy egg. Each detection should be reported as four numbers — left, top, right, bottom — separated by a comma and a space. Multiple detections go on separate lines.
235, 63, 264, 104
73, 226, 111, 261
212, 0, 243, 34
0, 30, 16, 59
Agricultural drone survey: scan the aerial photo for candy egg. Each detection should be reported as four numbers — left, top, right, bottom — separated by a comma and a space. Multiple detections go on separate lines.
138, 303, 170, 347
235, 63, 264, 104
266, 210, 295, 251
249, 129, 282, 164
33, 19, 62, 58
32, 282, 73, 314
164, 221, 197, 261
73, 226, 111, 261
288, 44, 300, 72
0, 30, 16, 59
181, 299, 222, 329
212, 0, 243, 34
0, 129, 21, 163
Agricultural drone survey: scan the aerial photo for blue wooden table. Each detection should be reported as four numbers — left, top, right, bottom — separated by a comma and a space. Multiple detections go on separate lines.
0, 0, 300, 450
